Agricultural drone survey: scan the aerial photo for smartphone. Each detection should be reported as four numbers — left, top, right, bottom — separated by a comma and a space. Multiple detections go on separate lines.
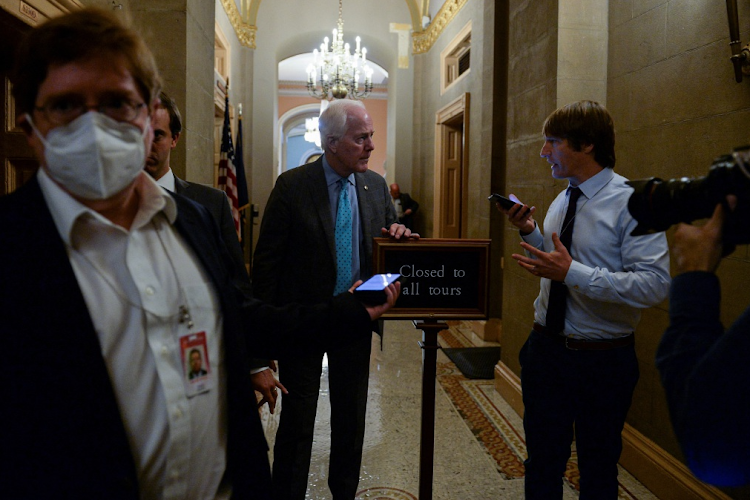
354, 273, 404, 304
488, 193, 530, 216
488, 193, 520, 210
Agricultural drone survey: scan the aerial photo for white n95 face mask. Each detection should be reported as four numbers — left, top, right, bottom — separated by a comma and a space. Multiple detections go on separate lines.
26, 111, 149, 200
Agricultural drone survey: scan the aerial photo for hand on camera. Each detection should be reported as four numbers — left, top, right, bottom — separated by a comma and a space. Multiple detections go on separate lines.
672, 196, 736, 274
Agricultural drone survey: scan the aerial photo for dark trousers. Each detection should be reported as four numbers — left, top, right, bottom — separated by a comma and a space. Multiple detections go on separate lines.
272, 333, 372, 500
520, 329, 639, 500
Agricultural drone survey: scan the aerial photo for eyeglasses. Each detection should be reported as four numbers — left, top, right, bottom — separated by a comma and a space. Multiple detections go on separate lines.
34, 96, 147, 126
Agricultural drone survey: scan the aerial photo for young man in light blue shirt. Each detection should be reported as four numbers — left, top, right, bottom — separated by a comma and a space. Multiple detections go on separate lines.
496, 100, 671, 499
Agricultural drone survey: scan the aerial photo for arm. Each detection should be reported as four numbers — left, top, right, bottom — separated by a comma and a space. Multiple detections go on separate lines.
564, 228, 671, 307
241, 282, 400, 358
252, 175, 293, 302
379, 178, 419, 240
656, 203, 750, 486
657, 273, 750, 486
214, 191, 282, 399
512, 195, 671, 308
250, 365, 287, 414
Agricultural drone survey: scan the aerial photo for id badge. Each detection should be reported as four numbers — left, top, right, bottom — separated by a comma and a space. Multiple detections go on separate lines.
180, 331, 214, 397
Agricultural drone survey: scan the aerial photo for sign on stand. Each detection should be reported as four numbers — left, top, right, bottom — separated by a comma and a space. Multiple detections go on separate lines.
372, 238, 490, 500
373, 238, 490, 319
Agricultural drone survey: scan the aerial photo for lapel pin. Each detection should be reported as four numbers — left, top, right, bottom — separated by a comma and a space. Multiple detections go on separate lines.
364, 185, 369, 190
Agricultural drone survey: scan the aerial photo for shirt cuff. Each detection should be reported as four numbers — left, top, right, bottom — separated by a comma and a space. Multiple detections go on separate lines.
564, 260, 590, 291
521, 224, 543, 249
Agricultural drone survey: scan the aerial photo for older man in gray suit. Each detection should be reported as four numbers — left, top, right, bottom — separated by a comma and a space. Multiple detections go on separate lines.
145, 92, 286, 412
253, 99, 418, 499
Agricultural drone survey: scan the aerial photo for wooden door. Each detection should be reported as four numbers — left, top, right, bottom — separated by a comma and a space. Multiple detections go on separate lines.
438, 123, 463, 238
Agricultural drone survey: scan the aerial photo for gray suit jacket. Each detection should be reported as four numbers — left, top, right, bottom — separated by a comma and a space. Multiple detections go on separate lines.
253, 157, 397, 308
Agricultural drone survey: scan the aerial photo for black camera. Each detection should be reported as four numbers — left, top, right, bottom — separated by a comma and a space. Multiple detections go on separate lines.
626, 146, 750, 245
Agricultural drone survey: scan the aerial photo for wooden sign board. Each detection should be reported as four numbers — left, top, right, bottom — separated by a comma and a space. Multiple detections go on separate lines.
372, 238, 490, 319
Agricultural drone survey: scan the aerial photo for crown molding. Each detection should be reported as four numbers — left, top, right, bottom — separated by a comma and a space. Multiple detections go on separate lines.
219, 0, 257, 48
412, 0, 467, 54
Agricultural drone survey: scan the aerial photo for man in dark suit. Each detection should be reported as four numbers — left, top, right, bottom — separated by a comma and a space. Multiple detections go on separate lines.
389, 182, 419, 230
0, 9, 399, 499
146, 91, 286, 412
253, 99, 418, 499
146, 92, 246, 282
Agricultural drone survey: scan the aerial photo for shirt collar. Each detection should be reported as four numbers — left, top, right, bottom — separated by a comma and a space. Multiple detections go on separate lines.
155, 168, 176, 192
571, 167, 614, 200
137, 171, 178, 224
322, 155, 355, 187
37, 168, 177, 247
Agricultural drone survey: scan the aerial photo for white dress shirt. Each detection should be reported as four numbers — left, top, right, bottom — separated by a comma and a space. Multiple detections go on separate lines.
37, 169, 229, 500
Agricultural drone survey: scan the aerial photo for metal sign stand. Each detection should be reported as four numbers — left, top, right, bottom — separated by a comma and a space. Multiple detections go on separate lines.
414, 319, 449, 500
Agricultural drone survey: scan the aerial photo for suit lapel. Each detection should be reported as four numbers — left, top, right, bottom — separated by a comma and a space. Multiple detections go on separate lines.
355, 171, 374, 263
306, 159, 338, 263
170, 194, 226, 288
174, 176, 189, 195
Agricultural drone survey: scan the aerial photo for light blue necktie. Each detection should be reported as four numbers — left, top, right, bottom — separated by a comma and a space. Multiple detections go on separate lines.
334, 178, 353, 295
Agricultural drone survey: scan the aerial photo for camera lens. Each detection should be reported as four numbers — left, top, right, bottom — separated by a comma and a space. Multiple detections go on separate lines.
627, 175, 715, 236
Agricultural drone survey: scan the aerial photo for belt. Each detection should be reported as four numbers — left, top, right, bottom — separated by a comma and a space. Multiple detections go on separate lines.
533, 322, 634, 351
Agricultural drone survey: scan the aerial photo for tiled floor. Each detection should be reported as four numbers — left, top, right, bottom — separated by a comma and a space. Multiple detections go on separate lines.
260, 320, 659, 499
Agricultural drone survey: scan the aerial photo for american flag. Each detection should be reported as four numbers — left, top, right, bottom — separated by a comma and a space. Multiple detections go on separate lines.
217, 92, 240, 237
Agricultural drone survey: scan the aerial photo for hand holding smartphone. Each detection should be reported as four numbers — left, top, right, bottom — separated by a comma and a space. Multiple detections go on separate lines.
488, 193, 531, 216
354, 273, 404, 304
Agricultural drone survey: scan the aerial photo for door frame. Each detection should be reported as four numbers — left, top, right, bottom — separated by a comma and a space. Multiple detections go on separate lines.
433, 92, 470, 237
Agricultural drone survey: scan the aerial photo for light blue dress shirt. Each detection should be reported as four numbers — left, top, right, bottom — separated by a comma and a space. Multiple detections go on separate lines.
522, 167, 671, 340
323, 156, 362, 285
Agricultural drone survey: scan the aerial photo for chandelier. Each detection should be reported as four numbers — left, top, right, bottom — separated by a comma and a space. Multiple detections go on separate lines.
306, 0, 374, 100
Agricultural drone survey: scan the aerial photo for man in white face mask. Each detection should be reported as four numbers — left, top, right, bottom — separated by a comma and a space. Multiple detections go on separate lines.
0, 8, 400, 500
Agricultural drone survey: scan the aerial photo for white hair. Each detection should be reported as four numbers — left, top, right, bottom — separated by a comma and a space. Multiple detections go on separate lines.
318, 99, 366, 152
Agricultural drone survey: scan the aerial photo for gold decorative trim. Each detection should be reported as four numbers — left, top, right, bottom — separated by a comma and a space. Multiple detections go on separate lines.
219, 0, 257, 48
412, 0, 468, 54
